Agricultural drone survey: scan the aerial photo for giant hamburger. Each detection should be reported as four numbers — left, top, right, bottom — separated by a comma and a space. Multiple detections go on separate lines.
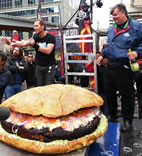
0, 84, 108, 154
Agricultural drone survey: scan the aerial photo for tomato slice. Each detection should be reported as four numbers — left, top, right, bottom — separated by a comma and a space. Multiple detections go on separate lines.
9, 107, 93, 129
72, 108, 92, 118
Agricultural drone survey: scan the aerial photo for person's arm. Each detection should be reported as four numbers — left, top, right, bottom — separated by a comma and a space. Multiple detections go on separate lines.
1, 38, 33, 48
0, 71, 11, 88
34, 43, 55, 55
17, 37, 55, 55
96, 56, 103, 66
132, 22, 142, 59
32, 35, 55, 55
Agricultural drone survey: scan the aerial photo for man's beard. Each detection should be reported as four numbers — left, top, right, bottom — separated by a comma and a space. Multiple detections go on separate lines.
13, 53, 19, 58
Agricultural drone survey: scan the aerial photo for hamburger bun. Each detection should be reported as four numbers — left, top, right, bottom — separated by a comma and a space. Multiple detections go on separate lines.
1, 84, 103, 118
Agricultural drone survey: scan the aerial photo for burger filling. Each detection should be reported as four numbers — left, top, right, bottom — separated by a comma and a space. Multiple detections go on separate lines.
1, 107, 101, 142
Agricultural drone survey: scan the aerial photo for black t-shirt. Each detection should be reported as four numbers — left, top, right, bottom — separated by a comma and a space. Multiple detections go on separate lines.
33, 33, 56, 66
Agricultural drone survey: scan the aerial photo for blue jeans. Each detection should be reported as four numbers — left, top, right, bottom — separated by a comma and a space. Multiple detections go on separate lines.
5, 84, 22, 99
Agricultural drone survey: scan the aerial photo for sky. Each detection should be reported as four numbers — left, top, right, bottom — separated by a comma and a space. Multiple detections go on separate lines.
89, 0, 131, 30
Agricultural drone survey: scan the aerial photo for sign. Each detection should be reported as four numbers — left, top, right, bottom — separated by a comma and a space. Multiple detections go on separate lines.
66, 53, 94, 63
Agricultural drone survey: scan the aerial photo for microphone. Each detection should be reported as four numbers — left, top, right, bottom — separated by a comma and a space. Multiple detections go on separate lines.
0, 106, 10, 120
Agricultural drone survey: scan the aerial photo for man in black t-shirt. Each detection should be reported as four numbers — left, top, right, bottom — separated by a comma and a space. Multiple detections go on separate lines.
2, 19, 56, 86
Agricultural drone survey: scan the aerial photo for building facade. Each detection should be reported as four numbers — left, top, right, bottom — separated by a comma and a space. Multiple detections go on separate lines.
0, 0, 79, 40
0, 0, 79, 27
0, 0, 80, 53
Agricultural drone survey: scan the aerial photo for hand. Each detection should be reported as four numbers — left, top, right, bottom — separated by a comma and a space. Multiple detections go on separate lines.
26, 38, 35, 46
128, 51, 138, 60
96, 56, 103, 66
18, 66, 24, 70
102, 58, 109, 67
12, 39, 16, 42
1, 38, 11, 45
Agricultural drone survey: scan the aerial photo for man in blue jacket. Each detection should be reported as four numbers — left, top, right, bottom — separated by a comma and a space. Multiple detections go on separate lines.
97, 3, 142, 132
0, 52, 11, 104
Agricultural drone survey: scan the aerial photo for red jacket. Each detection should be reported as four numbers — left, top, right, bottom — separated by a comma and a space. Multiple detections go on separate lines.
11, 35, 20, 49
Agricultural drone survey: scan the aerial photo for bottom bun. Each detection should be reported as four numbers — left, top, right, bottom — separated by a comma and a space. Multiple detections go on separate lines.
0, 114, 108, 154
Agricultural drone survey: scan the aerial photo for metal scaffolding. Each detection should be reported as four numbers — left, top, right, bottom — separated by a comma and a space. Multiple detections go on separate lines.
63, 33, 98, 93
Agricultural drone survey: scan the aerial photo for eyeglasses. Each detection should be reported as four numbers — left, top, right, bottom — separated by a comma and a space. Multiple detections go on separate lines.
28, 56, 33, 58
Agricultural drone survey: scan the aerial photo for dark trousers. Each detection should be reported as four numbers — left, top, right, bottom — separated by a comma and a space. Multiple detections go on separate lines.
138, 96, 142, 119
104, 66, 135, 122
0, 87, 5, 104
136, 73, 142, 118
35, 64, 56, 87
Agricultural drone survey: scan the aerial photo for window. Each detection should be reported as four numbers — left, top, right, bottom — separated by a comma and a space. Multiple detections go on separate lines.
31, 9, 36, 15
46, 7, 58, 14
26, 10, 31, 16
45, 0, 59, 2
0, 30, 2, 36
45, 0, 53, 2
0, 0, 12, 9
15, 0, 22, 7
28, 0, 35, 5
0, 8, 41, 17
42, 17, 48, 22
46, 8, 53, 13
51, 16, 59, 24
54, 6, 59, 13
22, 10, 26, 16
18, 31, 23, 39
5, 30, 12, 37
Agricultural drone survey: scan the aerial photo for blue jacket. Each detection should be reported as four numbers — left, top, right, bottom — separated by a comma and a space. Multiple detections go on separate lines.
102, 18, 142, 66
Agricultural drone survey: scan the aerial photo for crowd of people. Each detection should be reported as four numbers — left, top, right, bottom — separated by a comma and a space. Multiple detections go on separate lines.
0, 19, 57, 101
0, 3, 142, 134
